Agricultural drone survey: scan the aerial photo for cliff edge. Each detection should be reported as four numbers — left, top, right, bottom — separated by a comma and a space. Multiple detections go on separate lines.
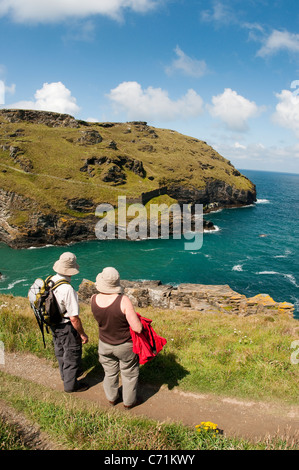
78, 279, 294, 317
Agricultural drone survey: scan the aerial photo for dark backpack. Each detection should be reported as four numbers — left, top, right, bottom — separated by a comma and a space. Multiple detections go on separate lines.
28, 275, 70, 347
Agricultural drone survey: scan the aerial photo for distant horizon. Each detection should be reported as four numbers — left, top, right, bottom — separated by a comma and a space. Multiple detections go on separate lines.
238, 168, 299, 176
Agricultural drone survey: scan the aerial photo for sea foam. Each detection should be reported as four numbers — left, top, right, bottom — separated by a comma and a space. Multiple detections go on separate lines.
0, 279, 27, 291
256, 199, 270, 204
232, 264, 243, 271
257, 271, 298, 288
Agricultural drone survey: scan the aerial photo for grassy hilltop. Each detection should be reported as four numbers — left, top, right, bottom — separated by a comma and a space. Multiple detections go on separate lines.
0, 109, 256, 248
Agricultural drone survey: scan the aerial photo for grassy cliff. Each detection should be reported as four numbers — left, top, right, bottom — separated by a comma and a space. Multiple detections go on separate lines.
0, 109, 256, 247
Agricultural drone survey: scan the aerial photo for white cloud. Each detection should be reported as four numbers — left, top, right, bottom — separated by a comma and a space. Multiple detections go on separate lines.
9, 82, 80, 115
257, 30, 299, 57
234, 142, 246, 150
207, 88, 262, 132
214, 140, 299, 173
0, 80, 4, 105
272, 89, 299, 138
62, 20, 96, 42
165, 46, 208, 78
0, 0, 158, 23
107, 81, 204, 121
201, 1, 236, 26
86, 117, 99, 122
5, 83, 16, 95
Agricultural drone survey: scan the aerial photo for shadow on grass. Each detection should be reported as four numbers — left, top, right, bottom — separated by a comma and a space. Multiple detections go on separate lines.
139, 352, 189, 390
82, 345, 189, 404
81, 343, 104, 388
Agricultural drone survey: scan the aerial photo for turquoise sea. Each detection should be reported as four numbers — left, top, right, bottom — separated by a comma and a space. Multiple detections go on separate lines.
0, 169, 298, 318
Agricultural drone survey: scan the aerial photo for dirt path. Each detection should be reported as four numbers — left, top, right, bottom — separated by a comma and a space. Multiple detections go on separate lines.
1, 352, 299, 446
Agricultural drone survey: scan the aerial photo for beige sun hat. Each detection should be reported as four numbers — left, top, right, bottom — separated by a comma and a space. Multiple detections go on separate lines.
96, 267, 123, 294
53, 252, 79, 276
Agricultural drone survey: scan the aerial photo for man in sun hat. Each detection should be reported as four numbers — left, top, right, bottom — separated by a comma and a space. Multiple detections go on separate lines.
51, 252, 89, 393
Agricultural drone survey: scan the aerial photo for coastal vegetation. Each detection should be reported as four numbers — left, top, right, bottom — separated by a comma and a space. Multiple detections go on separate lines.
0, 110, 297, 450
0, 109, 256, 248
0, 293, 298, 450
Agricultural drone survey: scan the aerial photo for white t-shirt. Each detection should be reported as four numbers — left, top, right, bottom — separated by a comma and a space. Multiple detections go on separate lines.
51, 274, 80, 322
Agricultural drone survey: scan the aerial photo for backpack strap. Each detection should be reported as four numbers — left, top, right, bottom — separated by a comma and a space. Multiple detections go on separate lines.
49, 278, 71, 318
45, 276, 70, 291
51, 279, 70, 291
44, 275, 54, 288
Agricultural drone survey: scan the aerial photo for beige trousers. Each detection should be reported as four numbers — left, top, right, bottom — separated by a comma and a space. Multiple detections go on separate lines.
98, 339, 139, 406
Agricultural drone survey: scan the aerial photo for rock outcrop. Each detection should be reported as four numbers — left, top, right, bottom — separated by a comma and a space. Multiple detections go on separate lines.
0, 109, 79, 128
167, 179, 256, 208
78, 279, 295, 317
0, 189, 97, 248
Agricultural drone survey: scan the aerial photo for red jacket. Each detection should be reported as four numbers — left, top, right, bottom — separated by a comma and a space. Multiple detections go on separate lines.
130, 314, 167, 365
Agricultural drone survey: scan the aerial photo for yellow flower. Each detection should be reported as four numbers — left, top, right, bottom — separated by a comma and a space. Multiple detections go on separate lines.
195, 421, 219, 434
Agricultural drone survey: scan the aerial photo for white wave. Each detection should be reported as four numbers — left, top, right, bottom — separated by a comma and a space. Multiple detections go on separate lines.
141, 248, 162, 252
229, 204, 254, 209
0, 278, 27, 291
274, 249, 292, 259
204, 225, 220, 233
282, 274, 298, 287
256, 199, 270, 204
291, 297, 299, 312
209, 208, 223, 214
232, 264, 243, 272
257, 271, 299, 288
27, 244, 55, 250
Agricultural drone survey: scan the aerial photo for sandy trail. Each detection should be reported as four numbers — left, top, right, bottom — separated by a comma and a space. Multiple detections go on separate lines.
1, 351, 298, 446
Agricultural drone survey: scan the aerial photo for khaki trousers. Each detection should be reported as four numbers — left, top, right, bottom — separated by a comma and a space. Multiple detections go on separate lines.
98, 339, 139, 407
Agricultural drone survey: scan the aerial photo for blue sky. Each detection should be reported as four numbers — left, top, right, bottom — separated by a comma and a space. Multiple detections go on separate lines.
0, 0, 299, 173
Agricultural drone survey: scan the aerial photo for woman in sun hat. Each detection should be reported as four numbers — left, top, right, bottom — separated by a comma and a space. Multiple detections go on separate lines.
51, 252, 89, 393
91, 267, 143, 409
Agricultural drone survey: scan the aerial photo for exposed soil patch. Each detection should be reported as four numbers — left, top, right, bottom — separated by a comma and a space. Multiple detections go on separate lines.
0, 399, 64, 450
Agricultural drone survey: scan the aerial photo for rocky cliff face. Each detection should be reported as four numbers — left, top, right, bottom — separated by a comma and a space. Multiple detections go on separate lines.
78, 279, 294, 317
0, 109, 256, 248
0, 109, 80, 128
167, 178, 256, 207
0, 189, 97, 248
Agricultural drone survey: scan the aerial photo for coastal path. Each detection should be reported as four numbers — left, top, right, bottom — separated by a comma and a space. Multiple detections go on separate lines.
1, 351, 299, 448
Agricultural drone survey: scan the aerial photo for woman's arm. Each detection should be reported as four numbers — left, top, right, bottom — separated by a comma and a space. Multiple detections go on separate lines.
121, 295, 143, 334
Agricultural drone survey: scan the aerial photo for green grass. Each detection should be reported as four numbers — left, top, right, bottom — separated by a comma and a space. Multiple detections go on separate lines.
0, 416, 31, 450
1, 372, 295, 450
0, 116, 255, 224
1, 294, 298, 403
0, 293, 298, 450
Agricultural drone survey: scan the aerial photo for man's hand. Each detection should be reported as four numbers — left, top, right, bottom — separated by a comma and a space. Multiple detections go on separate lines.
70, 316, 89, 344
81, 333, 89, 344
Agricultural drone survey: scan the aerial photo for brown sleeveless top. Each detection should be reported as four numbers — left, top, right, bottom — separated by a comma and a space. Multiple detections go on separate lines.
91, 294, 132, 345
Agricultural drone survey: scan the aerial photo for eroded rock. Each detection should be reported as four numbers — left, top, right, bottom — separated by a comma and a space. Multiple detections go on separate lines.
78, 279, 294, 316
